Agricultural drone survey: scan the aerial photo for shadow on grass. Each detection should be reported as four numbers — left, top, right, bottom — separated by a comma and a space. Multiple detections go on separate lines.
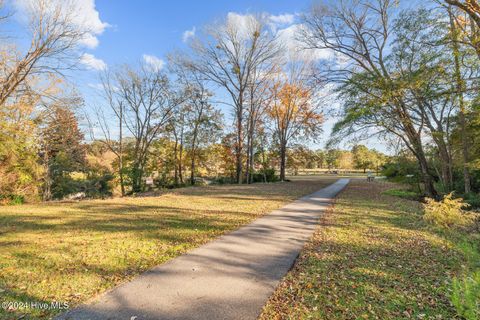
0, 178, 339, 319
261, 180, 465, 319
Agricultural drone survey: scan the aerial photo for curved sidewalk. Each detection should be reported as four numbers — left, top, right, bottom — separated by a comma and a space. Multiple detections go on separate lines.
58, 178, 349, 320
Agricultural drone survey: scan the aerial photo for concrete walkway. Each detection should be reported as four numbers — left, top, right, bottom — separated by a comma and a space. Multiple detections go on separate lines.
58, 179, 349, 320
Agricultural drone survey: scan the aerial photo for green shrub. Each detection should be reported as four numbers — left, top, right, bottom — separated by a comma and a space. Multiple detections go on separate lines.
0, 194, 25, 205
211, 176, 234, 185
451, 271, 480, 320
252, 168, 278, 183
423, 193, 472, 229
382, 188, 420, 200
84, 173, 114, 198
51, 176, 84, 200
464, 192, 480, 209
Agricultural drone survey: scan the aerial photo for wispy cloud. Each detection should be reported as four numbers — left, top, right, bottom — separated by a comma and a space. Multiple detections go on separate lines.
80, 53, 107, 70
269, 13, 295, 25
143, 54, 165, 72
276, 24, 333, 61
14, 0, 109, 49
182, 26, 196, 43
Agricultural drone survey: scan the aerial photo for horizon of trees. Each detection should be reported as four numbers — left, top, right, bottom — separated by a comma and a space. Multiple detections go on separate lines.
2, 0, 480, 202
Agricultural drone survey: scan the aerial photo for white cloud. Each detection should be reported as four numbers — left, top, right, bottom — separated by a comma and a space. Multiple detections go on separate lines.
14, 0, 109, 49
80, 53, 106, 70
276, 24, 333, 61
226, 12, 257, 40
182, 27, 196, 42
269, 13, 295, 25
220, 12, 330, 62
143, 54, 165, 72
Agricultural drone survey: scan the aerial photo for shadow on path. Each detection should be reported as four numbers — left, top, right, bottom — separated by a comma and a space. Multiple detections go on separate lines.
56, 179, 350, 320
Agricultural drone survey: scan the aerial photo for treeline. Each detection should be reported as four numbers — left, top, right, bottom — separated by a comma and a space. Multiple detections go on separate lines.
0, 1, 327, 202
309, 0, 480, 199
3, 0, 480, 202
285, 145, 387, 174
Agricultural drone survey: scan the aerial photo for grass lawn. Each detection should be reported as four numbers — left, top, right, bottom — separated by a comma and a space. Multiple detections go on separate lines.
261, 179, 480, 320
0, 177, 336, 320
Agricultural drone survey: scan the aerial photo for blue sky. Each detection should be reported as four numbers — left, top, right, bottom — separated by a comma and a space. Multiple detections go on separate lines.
7, 0, 390, 152
92, 0, 312, 65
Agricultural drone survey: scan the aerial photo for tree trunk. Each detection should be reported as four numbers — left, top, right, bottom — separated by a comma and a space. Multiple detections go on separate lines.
118, 155, 125, 196
118, 106, 125, 196
396, 102, 438, 198
280, 142, 287, 181
179, 144, 184, 185
178, 126, 184, 185
449, 8, 472, 193
43, 150, 52, 201
249, 140, 254, 184
173, 138, 178, 186
235, 107, 243, 184
418, 153, 437, 198
132, 161, 144, 193
435, 140, 453, 191
459, 109, 471, 193
189, 133, 197, 186
190, 152, 196, 185
245, 129, 251, 184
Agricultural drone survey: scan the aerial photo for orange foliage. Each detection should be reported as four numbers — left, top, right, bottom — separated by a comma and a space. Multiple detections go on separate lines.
267, 80, 323, 140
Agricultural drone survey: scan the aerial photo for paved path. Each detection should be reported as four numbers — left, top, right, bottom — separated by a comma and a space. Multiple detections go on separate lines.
58, 179, 349, 320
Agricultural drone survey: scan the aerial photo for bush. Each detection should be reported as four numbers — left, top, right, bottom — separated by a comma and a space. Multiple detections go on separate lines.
382, 188, 421, 200
0, 194, 25, 205
252, 168, 278, 183
51, 176, 84, 200
84, 173, 114, 199
211, 176, 234, 185
464, 192, 480, 209
423, 193, 472, 229
451, 271, 480, 320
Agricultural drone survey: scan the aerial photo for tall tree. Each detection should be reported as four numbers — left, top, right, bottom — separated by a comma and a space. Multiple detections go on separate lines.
267, 62, 323, 181
0, 91, 42, 201
183, 89, 223, 185
448, 5, 473, 193
352, 145, 374, 173
185, 14, 281, 183
41, 103, 86, 200
115, 64, 180, 193
89, 70, 127, 196
0, 0, 87, 106
301, 0, 439, 197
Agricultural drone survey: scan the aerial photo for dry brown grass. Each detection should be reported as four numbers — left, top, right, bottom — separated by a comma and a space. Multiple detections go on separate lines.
0, 177, 336, 319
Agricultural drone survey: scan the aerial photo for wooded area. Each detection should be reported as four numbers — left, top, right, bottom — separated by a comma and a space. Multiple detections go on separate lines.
1, 0, 480, 206
1, 1, 480, 319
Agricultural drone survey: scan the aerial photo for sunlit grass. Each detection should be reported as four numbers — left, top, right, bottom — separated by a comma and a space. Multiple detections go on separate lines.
0, 178, 336, 319
261, 179, 477, 319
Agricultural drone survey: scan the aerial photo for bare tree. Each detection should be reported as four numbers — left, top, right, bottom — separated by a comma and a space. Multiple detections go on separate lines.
186, 14, 282, 183
168, 55, 223, 185
0, 0, 87, 106
117, 64, 182, 192
300, 0, 439, 197
244, 63, 276, 184
87, 64, 183, 193
86, 69, 128, 196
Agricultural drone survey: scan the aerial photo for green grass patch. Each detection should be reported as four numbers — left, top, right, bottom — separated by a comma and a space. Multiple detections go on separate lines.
382, 188, 421, 200
261, 180, 480, 320
0, 178, 336, 319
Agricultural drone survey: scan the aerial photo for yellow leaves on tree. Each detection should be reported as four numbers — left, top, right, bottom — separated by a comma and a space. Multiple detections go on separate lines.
267, 76, 323, 180
267, 81, 323, 142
